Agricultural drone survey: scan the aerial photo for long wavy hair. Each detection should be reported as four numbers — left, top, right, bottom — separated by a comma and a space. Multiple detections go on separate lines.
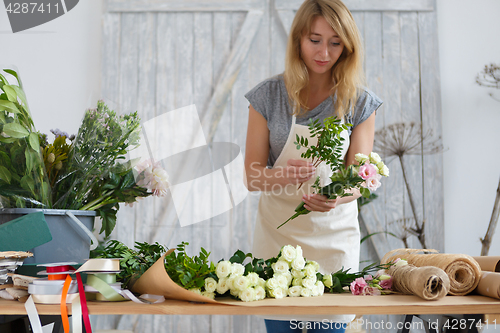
284, 0, 364, 118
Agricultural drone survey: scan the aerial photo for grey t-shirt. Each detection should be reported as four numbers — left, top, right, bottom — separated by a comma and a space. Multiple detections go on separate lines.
245, 75, 383, 166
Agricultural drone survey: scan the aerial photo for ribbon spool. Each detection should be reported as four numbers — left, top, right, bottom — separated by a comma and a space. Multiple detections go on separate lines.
37, 262, 77, 281
77, 259, 124, 302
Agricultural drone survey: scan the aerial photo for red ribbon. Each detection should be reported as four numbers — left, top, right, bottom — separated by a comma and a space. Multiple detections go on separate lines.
47, 265, 72, 273
71, 266, 92, 333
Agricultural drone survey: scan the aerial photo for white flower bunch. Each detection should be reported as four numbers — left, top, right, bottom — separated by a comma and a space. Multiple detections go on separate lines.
266, 245, 324, 299
207, 260, 266, 302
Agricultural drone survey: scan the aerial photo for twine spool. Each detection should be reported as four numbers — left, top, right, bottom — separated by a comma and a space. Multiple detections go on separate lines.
388, 264, 450, 300
382, 249, 482, 295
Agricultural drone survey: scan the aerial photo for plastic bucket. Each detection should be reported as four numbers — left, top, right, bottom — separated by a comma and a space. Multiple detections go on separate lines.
0, 208, 97, 264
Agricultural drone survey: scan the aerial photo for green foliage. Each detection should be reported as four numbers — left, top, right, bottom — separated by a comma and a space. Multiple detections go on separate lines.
164, 242, 216, 290
93, 239, 167, 288
228, 249, 277, 281
0, 69, 50, 208
294, 116, 350, 169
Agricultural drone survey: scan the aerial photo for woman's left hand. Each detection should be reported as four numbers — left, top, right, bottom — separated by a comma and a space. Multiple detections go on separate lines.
302, 194, 339, 212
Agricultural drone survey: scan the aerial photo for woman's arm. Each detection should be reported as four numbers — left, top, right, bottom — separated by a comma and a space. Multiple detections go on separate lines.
301, 112, 376, 211
244, 105, 316, 192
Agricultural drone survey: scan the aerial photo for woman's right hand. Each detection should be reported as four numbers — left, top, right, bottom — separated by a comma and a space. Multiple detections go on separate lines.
285, 159, 316, 184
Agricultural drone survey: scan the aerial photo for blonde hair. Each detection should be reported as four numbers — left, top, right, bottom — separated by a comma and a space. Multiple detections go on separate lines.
284, 0, 364, 118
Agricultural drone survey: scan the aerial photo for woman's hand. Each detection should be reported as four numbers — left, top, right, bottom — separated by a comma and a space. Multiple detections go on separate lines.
302, 194, 339, 212
285, 159, 316, 185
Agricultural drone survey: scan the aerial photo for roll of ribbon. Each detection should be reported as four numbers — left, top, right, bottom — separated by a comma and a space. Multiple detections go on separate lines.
76, 258, 120, 273
28, 281, 78, 295
30, 293, 79, 304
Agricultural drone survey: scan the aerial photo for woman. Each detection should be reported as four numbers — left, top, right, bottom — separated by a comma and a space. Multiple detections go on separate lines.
244, 0, 382, 332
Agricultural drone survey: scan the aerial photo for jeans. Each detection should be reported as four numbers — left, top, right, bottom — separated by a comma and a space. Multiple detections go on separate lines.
264, 319, 347, 333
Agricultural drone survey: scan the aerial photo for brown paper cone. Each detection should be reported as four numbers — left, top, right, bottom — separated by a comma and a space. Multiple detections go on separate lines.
131, 249, 218, 304
475, 271, 500, 299
472, 256, 500, 272
382, 249, 482, 296
388, 264, 450, 301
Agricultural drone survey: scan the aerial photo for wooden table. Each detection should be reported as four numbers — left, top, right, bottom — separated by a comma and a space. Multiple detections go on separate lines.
1, 294, 499, 333
0, 294, 499, 317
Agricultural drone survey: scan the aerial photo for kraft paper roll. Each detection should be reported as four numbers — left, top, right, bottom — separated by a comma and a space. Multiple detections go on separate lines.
131, 249, 217, 303
388, 264, 450, 301
382, 249, 482, 296
472, 256, 500, 272
475, 271, 500, 299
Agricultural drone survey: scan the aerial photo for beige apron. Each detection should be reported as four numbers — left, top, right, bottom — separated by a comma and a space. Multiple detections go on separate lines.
253, 116, 359, 323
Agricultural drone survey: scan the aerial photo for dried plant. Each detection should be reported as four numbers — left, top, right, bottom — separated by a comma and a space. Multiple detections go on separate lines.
374, 122, 444, 249
476, 63, 500, 255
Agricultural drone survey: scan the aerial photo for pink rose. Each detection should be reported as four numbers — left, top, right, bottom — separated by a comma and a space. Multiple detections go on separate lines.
379, 278, 393, 290
366, 174, 382, 191
362, 285, 381, 296
350, 278, 367, 295
358, 163, 377, 180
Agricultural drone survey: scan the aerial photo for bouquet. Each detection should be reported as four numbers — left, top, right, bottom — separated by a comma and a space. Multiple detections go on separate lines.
96, 241, 394, 302
278, 116, 389, 229
0, 68, 168, 237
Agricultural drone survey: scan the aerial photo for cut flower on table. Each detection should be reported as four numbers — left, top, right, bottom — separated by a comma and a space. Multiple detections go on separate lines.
96, 241, 394, 302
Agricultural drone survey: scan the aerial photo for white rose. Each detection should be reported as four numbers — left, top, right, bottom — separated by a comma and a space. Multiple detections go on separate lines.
292, 277, 303, 286
280, 245, 297, 262
231, 263, 245, 276
258, 278, 267, 288
247, 272, 259, 287
369, 152, 382, 164
315, 281, 325, 296
201, 291, 215, 300
275, 273, 289, 289
394, 258, 408, 267
254, 286, 266, 300
291, 256, 306, 271
230, 288, 240, 297
272, 287, 287, 299
204, 277, 217, 293
216, 260, 231, 279
272, 260, 290, 274
304, 264, 317, 277
302, 276, 316, 289
379, 164, 390, 177
233, 275, 250, 291
288, 286, 302, 297
323, 274, 333, 288
216, 277, 230, 294
295, 245, 303, 258
239, 288, 256, 302
189, 288, 202, 295
291, 268, 304, 279
266, 277, 279, 290
311, 285, 320, 296
300, 288, 312, 297
355, 153, 369, 164
283, 271, 293, 286
308, 260, 320, 271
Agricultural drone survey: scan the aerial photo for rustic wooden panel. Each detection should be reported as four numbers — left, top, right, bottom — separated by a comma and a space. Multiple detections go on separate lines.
99, 0, 444, 332
418, 10, 444, 252
275, 0, 434, 11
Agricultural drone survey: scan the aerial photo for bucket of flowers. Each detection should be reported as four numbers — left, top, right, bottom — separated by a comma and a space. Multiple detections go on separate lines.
0, 68, 167, 264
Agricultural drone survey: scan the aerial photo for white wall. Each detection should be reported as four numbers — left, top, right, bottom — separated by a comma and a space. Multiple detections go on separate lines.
437, 0, 500, 256
0, 0, 103, 137
1, 0, 499, 257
